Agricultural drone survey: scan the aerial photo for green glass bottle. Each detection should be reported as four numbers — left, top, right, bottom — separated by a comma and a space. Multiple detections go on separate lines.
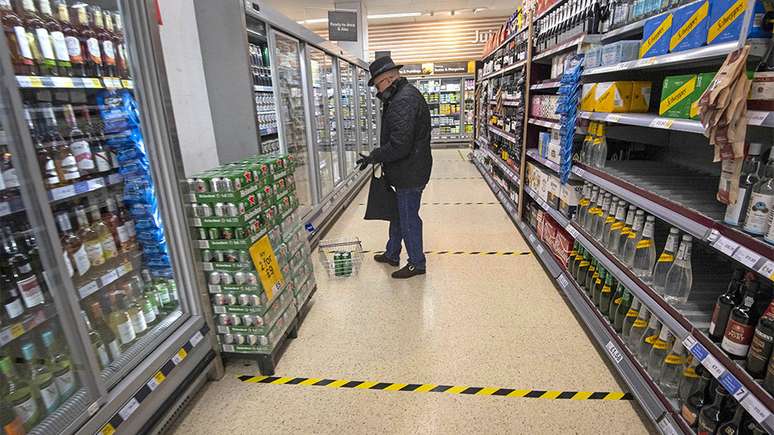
593, 266, 607, 307
0, 393, 25, 435
575, 250, 590, 284
621, 299, 641, 343
0, 356, 40, 430
20, 342, 61, 414
613, 286, 634, 332
599, 273, 616, 317
40, 330, 77, 400
569, 243, 582, 277
584, 258, 598, 295
81, 310, 111, 369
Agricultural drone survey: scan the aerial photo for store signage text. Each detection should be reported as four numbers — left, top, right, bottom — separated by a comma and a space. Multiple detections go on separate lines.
328, 11, 358, 42
472, 29, 496, 44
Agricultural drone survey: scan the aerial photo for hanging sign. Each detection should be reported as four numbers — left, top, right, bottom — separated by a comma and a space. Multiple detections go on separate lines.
433, 61, 468, 74
249, 235, 285, 300
328, 11, 358, 41
401, 64, 424, 75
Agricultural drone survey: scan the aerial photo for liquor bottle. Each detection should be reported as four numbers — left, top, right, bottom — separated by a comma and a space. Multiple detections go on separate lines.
615, 205, 637, 259
55, 211, 89, 278
608, 281, 626, 323
743, 151, 774, 236
130, 275, 158, 325
575, 248, 591, 283
79, 106, 110, 172
601, 199, 621, 247
725, 142, 762, 226
593, 123, 608, 168
593, 193, 612, 240
9, 246, 44, 309
0, 355, 40, 430
72, 4, 100, 77
122, 286, 147, 336
584, 257, 598, 295
682, 369, 713, 427
63, 104, 95, 175
615, 288, 635, 333
55, 0, 82, 77
20, 341, 60, 414
111, 12, 128, 78
627, 306, 650, 349
679, 357, 701, 406
37, 0, 69, 75
20, 0, 57, 75
575, 182, 591, 224
0, 395, 25, 435
1, 267, 24, 322
102, 198, 130, 253
40, 330, 76, 399
81, 310, 110, 369
0, 150, 19, 189
717, 405, 747, 435
631, 215, 657, 283
663, 235, 694, 305
605, 200, 627, 251
652, 228, 680, 294
88, 301, 120, 361
647, 325, 673, 380
659, 340, 686, 398
87, 204, 117, 261
103, 10, 123, 77
41, 105, 79, 184
709, 269, 745, 341
107, 292, 136, 348
620, 293, 641, 343
0, 0, 34, 75
697, 386, 734, 434
91, 6, 113, 77
622, 210, 646, 267
636, 316, 661, 367
115, 196, 136, 245
582, 186, 600, 231
73, 205, 104, 267
747, 298, 774, 378
598, 272, 615, 315
722, 280, 761, 359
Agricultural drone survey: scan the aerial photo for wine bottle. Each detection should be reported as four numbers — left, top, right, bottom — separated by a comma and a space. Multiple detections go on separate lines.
697, 386, 734, 434
0, 355, 40, 430
40, 329, 76, 399
20, 341, 61, 414
681, 369, 713, 427
709, 269, 745, 341
747, 298, 774, 378
722, 281, 761, 359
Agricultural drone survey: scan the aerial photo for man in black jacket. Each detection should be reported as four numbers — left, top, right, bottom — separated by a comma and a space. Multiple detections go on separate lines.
357, 56, 432, 279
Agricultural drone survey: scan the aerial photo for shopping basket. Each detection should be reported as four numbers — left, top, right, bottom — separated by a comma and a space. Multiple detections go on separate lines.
318, 237, 364, 278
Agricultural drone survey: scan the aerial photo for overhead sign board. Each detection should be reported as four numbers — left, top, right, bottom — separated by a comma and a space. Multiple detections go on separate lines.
328, 11, 358, 42
433, 61, 468, 74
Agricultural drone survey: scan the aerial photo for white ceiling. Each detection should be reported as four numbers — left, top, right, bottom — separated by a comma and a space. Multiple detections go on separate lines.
263, 0, 519, 28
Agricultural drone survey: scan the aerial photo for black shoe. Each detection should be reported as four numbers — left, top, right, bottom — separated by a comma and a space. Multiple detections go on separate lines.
374, 254, 399, 267
391, 264, 426, 279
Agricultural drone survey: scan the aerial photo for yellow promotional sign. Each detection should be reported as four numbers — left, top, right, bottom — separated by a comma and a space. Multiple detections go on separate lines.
249, 235, 285, 300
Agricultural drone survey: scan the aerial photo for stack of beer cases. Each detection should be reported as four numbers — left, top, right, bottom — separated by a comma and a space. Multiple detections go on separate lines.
185, 154, 312, 355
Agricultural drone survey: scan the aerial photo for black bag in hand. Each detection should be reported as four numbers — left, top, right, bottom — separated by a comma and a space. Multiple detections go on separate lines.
364, 166, 397, 221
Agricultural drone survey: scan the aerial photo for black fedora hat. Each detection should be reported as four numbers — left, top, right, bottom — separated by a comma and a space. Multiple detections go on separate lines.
368, 56, 403, 86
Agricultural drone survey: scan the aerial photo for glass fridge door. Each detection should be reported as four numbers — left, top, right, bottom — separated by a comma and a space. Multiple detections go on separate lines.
307, 47, 334, 199
324, 55, 341, 187
356, 68, 369, 155
338, 60, 356, 176
369, 87, 378, 150
439, 77, 462, 141
7, 2, 190, 392
271, 31, 312, 216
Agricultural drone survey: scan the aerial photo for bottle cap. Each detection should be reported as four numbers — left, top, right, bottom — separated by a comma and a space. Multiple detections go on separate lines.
669, 227, 679, 234
749, 142, 763, 156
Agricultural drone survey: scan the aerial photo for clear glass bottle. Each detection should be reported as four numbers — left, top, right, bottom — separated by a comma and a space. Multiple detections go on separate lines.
20, 341, 61, 414
605, 200, 627, 252
40, 329, 76, 400
88, 204, 117, 261
636, 316, 661, 367
81, 310, 111, 369
615, 205, 637, 259
647, 325, 674, 380
89, 301, 121, 361
631, 215, 657, 283
593, 123, 608, 168
582, 186, 600, 231
576, 182, 591, 224
56, 211, 90, 278
593, 193, 612, 240
659, 340, 686, 399
725, 142, 762, 226
74, 205, 104, 268
743, 151, 774, 236
663, 235, 694, 305
601, 198, 622, 246
627, 306, 650, 350
0, 354, 40, 430
652, 228, 680, 295
678, 356, 701, 406
107, 293, 135, 349
623, 210, 646, 267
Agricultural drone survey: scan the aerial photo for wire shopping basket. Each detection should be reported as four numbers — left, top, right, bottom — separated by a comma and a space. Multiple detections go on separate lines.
318, 237, 364, 278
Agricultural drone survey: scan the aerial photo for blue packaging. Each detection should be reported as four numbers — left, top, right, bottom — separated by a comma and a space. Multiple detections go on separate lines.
670, 1, 710, 52
640, 13, 673, 58
707, 0, 771, 45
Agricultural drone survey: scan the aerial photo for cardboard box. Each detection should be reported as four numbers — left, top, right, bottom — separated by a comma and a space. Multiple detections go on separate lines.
690, 72, 716, 119
707, 0, 771, 45
552, 229, 573, 267
602, 41, 640, 65
538, 132, 551, 157
659, 74, 696, 118
595, 81, 633, 112
547, 176, 561, 210
581, 83, 598, 111
629, 81, 653, 112
640, 13, 673, 58
584, 46, 602, 69
670, 1, 709, 52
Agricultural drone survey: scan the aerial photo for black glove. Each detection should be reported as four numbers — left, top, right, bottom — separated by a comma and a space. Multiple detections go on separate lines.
356, 152, 373, 171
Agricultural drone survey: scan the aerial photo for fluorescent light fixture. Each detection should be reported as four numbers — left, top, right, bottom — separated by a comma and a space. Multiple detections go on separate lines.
472, 7, 488, 14
297, 17, 329, 24
366, 12, 422, 19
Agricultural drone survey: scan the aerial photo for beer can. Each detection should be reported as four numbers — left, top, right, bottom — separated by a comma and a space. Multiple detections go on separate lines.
202, 249, 214, 262
223, 250, 239, 263
220, 177, 234, 192
226, 203, 240, 217
223, 293, 237, 305
231, 314, 242, 326
246, 335, 260, 346
234, 272, 248, 285
234, 227, 248, 239
222, 333, 235, 344
194, 178, 207, 193
208, 228, 221, 240
220, 272, 234, 285
212, 293, 226, 306
245, 272, 258, 285
217, 313, 231, 325
234, 334, 246, 345
242, 314, 255, 327
208, 271, 221, 285
221, 227, 234, 240
238, 293, 251, 306
196, 227, 208, 240
213, 203, 227, 217
209, 178, 222, 192
185, 178, 197, 194
237, 202, 246, 215
214, 250, 225, 262
238, 251, 251, 264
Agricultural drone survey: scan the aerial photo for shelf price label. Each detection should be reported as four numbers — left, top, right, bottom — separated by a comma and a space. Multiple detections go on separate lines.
733, 246, 761, 269
759, 261, 774, 282
657, 418, 679, 435
557, 273, 570, 289
747, 111, 769, 126
536, 244, 545, 255
606, 114, 621, 123
605, 341, 624, 364
741, 393, 771, 423
649, 118, 674, 129
146, 371, 166, 391
118, 397, 140, 421
565, 224, 580, 238
718, 371, 743, 397
190, 331, 204, 347
702, 354, 725, 378
712, 235, 739, 257
172, 348, 187, 365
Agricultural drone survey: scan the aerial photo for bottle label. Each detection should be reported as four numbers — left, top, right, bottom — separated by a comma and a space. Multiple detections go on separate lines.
70, 141, 95, 171
3, 167, 19, 188
12, 396, 38, 425
722, 319, 755, 356
4, 416, 25, 435
102, 40, 115, 65
613, 297, 622, 305
579, 261, 590, 267
724, 186, 748, 225
681, 404, 698, 425
601, 285, 612, 294
159, 289, 171, 305
143, 305, 157, 324
34, 28, 56, 61
64, 36, 82, 62
664, 354, 684, 365
55, 369, 76, 396
626, 308, 639, 318
39, 382, 59, 412
683, 366, 698, 378
84, 240, 105, 266
697, 418, 716, 434
50, 31, 70, 62
749, 328, 774, 364
117, 224, 130, 244
61, 155, 80, 180
87, 37, 102, 64
101, 237, 118, 259
72, 245, 90, 276
657, 252, 674, 263
18, 263, 31, 274
709, 303, 721, 336
611, 222, 624, 231
632, 318, 647, 328
644, 334, 658, 345
17, 275, 44, 308
130, 311, 147, 334
744, 191, 774, 234
636, 239, 653, 249
108, 340, 121, 360
4, 297, 23, 320
94, 151, 111, 172
96, 343, 110, 368
117, 320, 136, 345
45, 158, 59, 186
620, 226, 631, 236
13, 26, 33, 60
605, 216, 615, 224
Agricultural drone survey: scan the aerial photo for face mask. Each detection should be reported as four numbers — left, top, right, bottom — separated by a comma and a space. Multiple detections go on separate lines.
377, 80, 398, 102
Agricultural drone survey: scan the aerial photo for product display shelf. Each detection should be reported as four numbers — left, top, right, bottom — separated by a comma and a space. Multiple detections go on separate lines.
473, 154, 519, 218
599, 0, 705, 43
475, 156, 687, 434
15, 75, 135, 90
488, 124, 519, 144
580, 110, 774, 130
480, 60, 527, 81
533, 0, 566, 22
583, 39, 769, 76
48, 172, 124, 202
482, 146, 520, 184
526, 149, 583, 181
484, 25, 529, 60
0, 194, 24, 217
523, 182, 774, 432
76, 251, 145, 300
533, 34, 603, 62
571, 162, 774, 282
528, 118, 561, 130
530, 80, 562, 90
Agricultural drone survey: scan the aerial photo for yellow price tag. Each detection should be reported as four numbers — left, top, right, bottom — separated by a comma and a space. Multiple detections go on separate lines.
249, 235, 285, 300
99, 424, 116, 435
10, 323, 24, 338
29, 77, 43, 88
154, 371, 166, 385
177, 348, 187, 360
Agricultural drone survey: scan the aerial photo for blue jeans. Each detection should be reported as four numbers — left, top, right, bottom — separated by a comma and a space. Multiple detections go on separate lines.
385, 186, 426, 269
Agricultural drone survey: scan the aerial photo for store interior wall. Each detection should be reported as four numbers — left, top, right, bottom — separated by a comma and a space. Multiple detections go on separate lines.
157, 0, 219, 177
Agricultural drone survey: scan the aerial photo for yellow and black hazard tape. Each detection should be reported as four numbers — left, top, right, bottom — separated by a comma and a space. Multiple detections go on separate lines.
237, 375, 634, 401
361, 250, 531, 256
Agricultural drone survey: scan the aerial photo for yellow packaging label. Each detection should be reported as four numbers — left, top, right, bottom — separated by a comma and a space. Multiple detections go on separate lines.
605, 216, 616, 224
683, 367, 699, 378
601, 285, 612, 294
614, 297, 622, 305
626, 308, 639, 318
707, 0, 746, 43
570, 250, 578, 257
633, 319, 647, 328
640, 14, 673, 58
611, 222, 625, 231
644, 335, 657, 345
659, 76, 697, 115
670, 2, 709, 50
589, 265, 596, 273
628, 231, 638, 239
580, 261, 590, 267
595, 278, 602, 286
664, 355, 685, 365
579, 199, 590, 206
581, 83, 597, 111
596, 81, 633, 112
636, 239, 653, 249
658, 252, 675, 263
652, 339, 669, 350
629, 81, 652, 113
621, 226, 631, 235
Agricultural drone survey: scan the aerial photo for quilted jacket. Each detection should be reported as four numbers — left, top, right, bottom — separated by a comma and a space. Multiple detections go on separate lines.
370, 78, 432, 189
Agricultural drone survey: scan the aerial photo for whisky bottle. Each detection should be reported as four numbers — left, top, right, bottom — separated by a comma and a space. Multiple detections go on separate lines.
631, 215, 656, 284
652, 227, 680, 294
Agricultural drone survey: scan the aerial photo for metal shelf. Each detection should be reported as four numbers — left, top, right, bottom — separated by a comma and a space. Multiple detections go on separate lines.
526, 148, 561, 174
48, 172, 123, 202
530, 80, 561, 90
481, 146, 520, 185
480, 59, 527, 81
487, 124, 519, 143
534, 34, 602, 62
16, 75, 134, 89
528, 118, 561, 130
581, 110, 774, 130
0, 304, 58, 347
599, 0, 705, 43
481, 26, 529, 61
583, 39, 769, 76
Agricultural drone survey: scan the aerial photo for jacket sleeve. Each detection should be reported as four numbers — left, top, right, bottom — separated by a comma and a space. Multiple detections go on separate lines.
370, 94, 418, 164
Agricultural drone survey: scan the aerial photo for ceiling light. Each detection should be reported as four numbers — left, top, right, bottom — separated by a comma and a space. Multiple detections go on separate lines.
366, 12, 422, 19
472, 7, 488, 14
297, 17, 329, 24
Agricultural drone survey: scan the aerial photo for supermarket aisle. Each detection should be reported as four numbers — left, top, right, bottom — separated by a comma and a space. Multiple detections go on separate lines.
173, 149, 652, 434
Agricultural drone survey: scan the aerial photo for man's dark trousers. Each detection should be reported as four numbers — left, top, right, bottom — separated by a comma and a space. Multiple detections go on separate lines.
384, 186, 426, 270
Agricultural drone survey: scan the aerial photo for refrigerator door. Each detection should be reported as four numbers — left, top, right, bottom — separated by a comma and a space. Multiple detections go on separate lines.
369, 87, 378, 150
439, 77, 462, 141
308, 47, 335, 199
271, 30, 313, 217
356, 68, 369, 155
338, 60, 356, 176
325, 54, 341, 188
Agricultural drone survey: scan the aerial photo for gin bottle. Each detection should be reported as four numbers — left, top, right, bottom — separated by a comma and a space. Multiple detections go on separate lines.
622, 210, 645, 267
652, 227, 680, 295
743, 151, 774, 236
663, 235, 694, 305
631, 215, 657, 284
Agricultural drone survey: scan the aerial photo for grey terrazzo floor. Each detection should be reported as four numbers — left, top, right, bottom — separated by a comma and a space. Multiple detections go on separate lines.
171, 149, 653, 434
